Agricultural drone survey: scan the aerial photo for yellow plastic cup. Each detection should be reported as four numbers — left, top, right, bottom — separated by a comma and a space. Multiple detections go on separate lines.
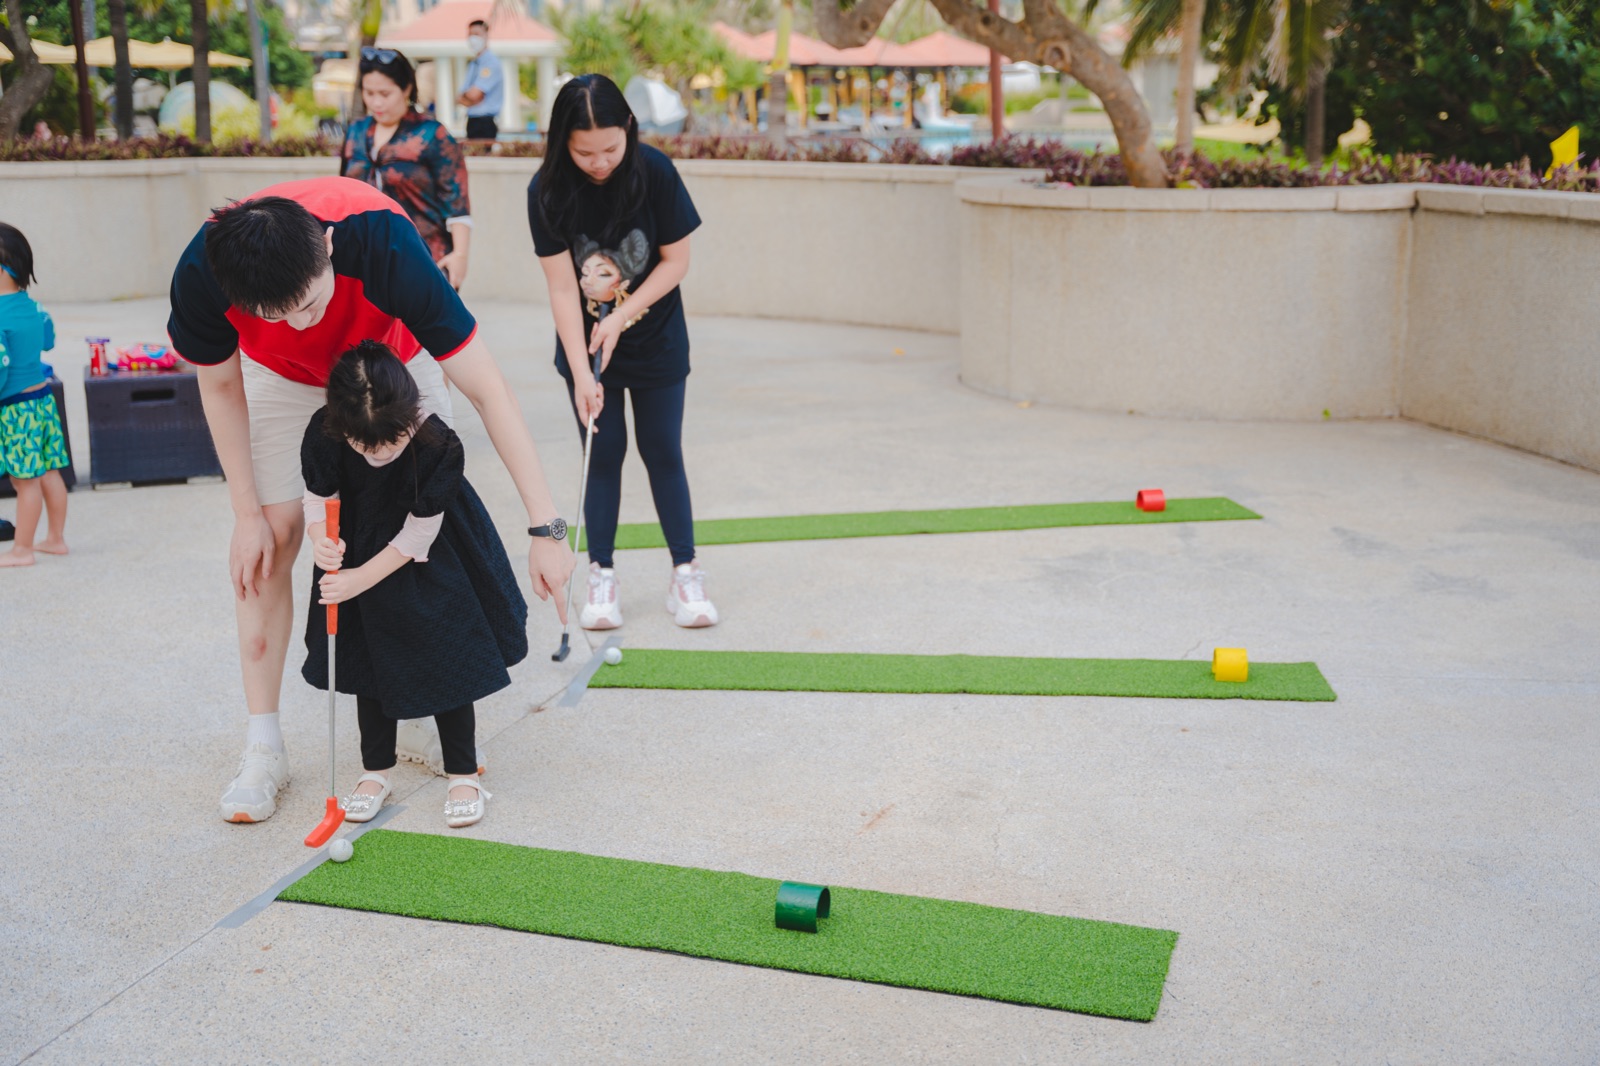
1212, 647, 1248, 683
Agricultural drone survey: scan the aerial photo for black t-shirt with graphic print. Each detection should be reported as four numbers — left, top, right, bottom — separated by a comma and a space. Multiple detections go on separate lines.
527, 144, 701, 389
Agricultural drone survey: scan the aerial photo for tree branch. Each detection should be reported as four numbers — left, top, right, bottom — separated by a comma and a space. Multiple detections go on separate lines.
0, 0, 58, 140
813, 0, 903, 48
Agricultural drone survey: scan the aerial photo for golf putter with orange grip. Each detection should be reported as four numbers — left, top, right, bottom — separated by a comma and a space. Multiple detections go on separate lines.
305, 498, 346, 848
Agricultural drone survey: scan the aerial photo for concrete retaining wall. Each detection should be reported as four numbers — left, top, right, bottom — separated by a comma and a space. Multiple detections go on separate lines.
957, 178, 1600, 471
5, 156, 1022, 335
3, 158, 1597, 469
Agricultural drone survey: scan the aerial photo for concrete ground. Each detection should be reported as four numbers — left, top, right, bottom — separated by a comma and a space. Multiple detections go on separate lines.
3, 300, 1597, 1065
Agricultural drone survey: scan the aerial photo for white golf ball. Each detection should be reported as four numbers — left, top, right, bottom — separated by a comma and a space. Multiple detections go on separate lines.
604, 647, 623, 666
328, 838, 354, 863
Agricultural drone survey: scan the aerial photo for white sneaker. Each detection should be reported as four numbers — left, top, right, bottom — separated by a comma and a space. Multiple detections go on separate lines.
396, 718, 488, 777
666, 562, 719, 628
219, 743, 289, 823
580, 562, 624, 630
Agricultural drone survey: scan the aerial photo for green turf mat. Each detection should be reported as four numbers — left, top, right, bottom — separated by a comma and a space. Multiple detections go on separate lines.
588, 650, 1337, 702
583, 497, 1259, 550
280, 830, 1178, 1020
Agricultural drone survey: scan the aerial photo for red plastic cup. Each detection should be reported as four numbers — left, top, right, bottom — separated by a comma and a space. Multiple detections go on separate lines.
1136, 488, 1166, 512
86, 337, 110, 377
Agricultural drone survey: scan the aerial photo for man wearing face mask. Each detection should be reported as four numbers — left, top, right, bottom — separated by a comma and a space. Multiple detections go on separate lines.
457, 19, 504, 141
167, 177, 575, 824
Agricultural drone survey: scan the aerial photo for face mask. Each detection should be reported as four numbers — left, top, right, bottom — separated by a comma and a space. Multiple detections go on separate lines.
468, 35, 486, 54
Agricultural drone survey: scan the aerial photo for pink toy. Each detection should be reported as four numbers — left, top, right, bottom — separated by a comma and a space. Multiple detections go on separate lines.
114, 343, 180, 372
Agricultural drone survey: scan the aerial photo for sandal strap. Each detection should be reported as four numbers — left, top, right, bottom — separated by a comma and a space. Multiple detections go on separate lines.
355, 772, 391, 789
447, 777, 490, 800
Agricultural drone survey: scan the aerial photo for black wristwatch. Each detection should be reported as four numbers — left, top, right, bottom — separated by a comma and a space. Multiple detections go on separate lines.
529, 518, 568, 542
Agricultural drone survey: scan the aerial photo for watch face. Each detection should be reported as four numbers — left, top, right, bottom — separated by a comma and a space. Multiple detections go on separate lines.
550, 517, 568, 541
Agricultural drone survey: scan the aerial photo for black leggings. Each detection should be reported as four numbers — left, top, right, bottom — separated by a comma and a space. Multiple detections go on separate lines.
356, 697, 477, 776
566, 377, 695, 569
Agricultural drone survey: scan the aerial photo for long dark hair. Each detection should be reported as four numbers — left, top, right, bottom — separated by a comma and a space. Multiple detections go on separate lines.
358, 47, 419, 105
323, 340, 427, 449
535, 74, 646, 245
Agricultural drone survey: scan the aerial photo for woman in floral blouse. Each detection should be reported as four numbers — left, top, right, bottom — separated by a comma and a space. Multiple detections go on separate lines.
341, 48, 473, 288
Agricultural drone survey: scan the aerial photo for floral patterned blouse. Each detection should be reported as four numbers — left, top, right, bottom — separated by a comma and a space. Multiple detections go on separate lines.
340, 110, 471, 262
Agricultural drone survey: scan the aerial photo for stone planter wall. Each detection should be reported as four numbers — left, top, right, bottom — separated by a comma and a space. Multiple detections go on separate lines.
4, 158, 1596, 469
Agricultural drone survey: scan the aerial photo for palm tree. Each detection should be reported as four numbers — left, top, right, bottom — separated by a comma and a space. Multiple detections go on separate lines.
768, 0, 794, 143
192, 0, 213, 143
245, 0, 271, 142
1217, 0, 1347, 166
1115, 0, 1345, 165
109, 0, 134, 139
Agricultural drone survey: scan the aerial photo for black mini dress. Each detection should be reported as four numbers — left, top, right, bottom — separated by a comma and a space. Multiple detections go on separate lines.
300, 409, 528, 718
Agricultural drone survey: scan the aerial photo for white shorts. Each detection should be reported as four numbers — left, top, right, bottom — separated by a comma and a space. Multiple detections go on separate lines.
240, 352, 455, 507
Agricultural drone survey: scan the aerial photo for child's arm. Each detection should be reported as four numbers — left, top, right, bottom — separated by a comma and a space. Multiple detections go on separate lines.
318, 546, 409, 605
40, 309, 55, 353
302, 491, 345, 572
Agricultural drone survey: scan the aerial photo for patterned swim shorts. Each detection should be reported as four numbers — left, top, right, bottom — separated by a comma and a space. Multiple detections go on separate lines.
0, 391, 70, 481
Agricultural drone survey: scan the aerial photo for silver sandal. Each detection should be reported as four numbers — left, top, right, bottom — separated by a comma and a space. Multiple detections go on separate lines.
340, 772, 391, 823
444, 777, 491, 829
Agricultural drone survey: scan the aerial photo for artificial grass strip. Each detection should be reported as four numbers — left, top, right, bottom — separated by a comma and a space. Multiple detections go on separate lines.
280, 830, 1178, 1020
583, 497, 1260, 551
589, 650, 1337, 702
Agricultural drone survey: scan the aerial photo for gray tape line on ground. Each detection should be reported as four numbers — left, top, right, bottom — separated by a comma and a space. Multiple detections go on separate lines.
559, 636, 622, 707
214, 804, 406, 930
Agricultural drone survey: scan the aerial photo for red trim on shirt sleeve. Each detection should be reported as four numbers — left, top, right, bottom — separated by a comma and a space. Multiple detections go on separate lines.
433, 323, 479, 361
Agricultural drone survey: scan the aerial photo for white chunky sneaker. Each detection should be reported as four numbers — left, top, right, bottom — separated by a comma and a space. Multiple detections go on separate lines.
396, 718, 488, 777
219, 743, 289, 823
580, 561, 624, 630
666, 562, 719, 628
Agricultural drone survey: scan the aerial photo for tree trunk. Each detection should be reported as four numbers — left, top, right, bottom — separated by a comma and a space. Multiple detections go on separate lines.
69, 0, 96, 139
1048, 22, 1168, 186
767, 0, 793, 144
1174, 0, 1204, 154
108, 0, 133, 140
352, 0, 383, 120
915, 0, 1167, 185
1305, 67, 1326, 170
245, 0, 271, 143
677, 77, 695, 134
987, 0, 1003, 142
0, 3, 58, 141
191, 0, 212, 143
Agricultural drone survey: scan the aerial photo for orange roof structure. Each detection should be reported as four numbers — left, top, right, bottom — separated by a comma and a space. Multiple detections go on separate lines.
712, 23, 997, 68
380, 0, 559, 56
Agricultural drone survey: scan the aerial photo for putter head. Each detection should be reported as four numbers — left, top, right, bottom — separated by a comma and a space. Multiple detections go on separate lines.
304, 796, 346, 848
552, 632, 571, 662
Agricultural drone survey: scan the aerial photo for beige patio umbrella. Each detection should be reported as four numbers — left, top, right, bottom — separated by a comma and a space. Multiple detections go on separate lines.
0, 40, 81, 63
0, 37, 250, 68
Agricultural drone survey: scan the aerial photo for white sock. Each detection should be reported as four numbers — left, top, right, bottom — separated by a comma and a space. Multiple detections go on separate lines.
246, 712, 284, 752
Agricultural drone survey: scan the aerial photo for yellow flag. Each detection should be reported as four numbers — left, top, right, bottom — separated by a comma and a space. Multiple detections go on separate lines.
1546, 125, 1580, 177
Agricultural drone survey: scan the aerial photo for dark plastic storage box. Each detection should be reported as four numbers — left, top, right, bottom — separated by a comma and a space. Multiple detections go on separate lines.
0, 376, 79, 497
84, 366, 222, 486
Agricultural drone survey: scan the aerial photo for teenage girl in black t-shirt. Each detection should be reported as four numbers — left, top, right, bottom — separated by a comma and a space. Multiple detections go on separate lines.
527, 74, 718, 631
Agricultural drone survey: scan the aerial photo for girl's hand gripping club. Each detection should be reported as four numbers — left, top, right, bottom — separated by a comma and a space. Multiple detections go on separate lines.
553, 309, 607, 662
305, 499, 346, 848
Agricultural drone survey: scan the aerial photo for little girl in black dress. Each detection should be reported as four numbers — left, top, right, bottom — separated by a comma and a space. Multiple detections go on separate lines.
300, 339, 528, 828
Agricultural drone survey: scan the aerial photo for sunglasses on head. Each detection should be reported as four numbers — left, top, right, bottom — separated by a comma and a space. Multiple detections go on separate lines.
360, 46, 401, 65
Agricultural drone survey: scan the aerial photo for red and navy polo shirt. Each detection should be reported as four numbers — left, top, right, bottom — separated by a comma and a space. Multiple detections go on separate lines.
167, 176, 477, 387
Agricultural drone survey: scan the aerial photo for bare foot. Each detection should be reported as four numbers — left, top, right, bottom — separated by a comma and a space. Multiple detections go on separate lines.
35, 538, 68, 556
0, 548, 37, 568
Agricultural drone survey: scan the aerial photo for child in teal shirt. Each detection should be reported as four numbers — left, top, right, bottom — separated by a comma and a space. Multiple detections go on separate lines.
0, 223, 69, 568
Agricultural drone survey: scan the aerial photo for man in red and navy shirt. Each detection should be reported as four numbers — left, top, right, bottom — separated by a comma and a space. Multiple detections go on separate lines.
168, 176, 572, 825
